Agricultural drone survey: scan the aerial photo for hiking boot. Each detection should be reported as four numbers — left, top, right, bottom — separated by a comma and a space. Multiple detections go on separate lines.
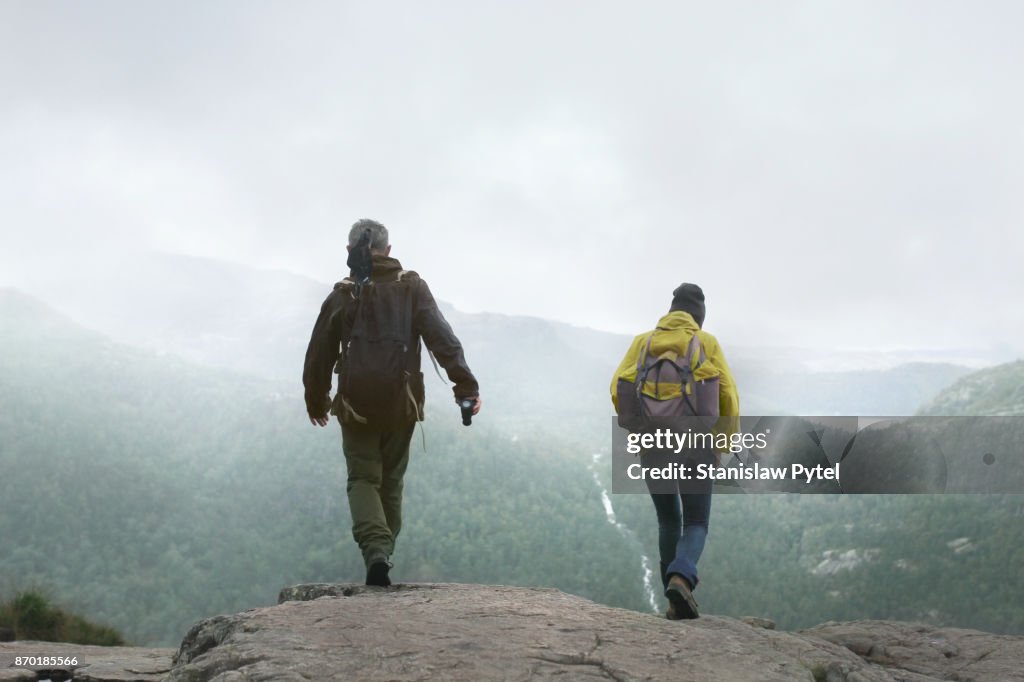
665, 575, 699, 619
365, 559, 392, 587
665, 603, 682, 620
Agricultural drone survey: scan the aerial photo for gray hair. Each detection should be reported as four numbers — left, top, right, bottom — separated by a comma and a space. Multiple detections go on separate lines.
348, 219, 389, 251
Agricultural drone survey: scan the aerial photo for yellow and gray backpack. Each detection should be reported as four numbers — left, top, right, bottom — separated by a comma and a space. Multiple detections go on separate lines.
616, 331, 719, 428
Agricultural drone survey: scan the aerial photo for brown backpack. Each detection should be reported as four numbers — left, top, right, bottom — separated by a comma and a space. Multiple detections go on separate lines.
332, 271, 424, 426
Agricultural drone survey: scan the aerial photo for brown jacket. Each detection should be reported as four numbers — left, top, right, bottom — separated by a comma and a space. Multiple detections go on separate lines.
303, 254, 478, 423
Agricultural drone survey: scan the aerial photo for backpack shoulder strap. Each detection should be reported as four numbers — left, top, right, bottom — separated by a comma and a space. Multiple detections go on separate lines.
636, 333, 656, 375
684, 333, 707, 369
394, 269, 421, 283
335, 278, 358, 300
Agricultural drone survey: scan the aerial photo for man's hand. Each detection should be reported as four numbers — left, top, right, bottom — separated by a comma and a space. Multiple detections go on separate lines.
455, 396, 482, 415
308, 394, 331, 427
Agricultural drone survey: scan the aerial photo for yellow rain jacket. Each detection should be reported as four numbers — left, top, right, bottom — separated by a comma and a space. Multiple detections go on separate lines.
610, 310, 740, 421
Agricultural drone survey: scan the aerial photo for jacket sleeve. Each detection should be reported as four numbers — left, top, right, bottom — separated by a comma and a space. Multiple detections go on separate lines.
700, 332, 740, 451
706, 336, 740, 418
302, 294, 340, 418
414, 279, 479, 399
610, 335, 645, 413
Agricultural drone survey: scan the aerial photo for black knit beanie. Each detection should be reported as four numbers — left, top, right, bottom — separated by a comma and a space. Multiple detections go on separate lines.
669, 283, 706, 328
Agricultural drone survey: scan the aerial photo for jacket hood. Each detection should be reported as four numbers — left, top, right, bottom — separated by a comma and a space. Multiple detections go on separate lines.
335, 254, 406, 289
367, 254, 403, 280
339, 254, 404, 281
655, 310, 701, 334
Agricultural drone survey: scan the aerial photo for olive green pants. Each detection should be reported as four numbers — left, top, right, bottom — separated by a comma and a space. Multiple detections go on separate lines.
340, 422, 415, 568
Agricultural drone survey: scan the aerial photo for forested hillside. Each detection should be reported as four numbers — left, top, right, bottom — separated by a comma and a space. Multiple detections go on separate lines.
919, 360, 1024, 416
3, 288, 1023, 649
0, 289, 643, 644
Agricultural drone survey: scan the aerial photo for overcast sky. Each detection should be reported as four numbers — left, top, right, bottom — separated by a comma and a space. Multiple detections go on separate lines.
2, 1, 1022, 355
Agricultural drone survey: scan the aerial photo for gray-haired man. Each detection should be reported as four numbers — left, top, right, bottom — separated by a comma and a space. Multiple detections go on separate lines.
303, 219, 481, 586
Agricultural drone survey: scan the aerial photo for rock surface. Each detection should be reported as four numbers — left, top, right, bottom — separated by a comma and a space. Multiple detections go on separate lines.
164, 583, 1024, 681
0, 641, 174, 681
5, 585, 1021, 681
805, 620, 1024, 682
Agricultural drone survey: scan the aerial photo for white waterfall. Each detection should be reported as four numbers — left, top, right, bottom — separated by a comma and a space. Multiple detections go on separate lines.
588, 452, 660, 614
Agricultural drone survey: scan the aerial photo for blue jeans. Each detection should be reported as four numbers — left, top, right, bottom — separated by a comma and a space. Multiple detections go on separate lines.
650, 492, 712, 590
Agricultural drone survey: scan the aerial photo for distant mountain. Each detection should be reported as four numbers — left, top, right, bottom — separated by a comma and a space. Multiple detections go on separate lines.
22, 252, 978, 419
740, 362, 974, 416
0, 287, 103, 343
26, 253, 626, 425
918, 360, 1024, 416
26, 253, 326, 381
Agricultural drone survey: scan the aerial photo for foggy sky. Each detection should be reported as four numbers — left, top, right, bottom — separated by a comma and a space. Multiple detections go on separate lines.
2, 1, 1022, 355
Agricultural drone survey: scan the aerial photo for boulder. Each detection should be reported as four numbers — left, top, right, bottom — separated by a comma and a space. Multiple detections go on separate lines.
170, 583, 1002, 681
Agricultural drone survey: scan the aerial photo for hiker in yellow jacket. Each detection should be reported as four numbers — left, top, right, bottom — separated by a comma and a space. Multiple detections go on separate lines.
610, 283, 739, 620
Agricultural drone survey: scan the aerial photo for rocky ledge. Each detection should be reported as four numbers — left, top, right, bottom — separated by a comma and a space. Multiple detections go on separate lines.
3, 584, 1021, 681
166, 583, 1024, 682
